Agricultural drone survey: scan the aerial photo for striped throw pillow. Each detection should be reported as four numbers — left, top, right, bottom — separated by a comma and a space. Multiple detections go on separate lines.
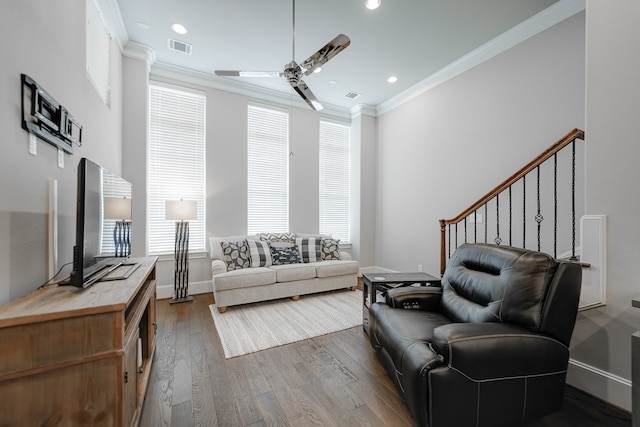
296, 237, 321, 263
247, 239, 272, 267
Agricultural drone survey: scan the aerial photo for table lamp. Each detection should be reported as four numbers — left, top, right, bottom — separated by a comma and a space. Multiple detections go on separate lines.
104, 196, 132, 257
166, 199, 197, 303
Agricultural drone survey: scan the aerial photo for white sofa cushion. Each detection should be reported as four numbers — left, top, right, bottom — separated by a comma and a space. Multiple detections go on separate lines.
313, 260, 360, 278
270, 264, 317, 282
213, 267, 276, 291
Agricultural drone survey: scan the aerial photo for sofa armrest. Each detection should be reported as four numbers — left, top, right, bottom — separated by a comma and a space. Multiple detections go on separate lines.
386, 287, 442, 311
431, 322, 570, 379
211, 259, 226, 278
339, 251, 352, 261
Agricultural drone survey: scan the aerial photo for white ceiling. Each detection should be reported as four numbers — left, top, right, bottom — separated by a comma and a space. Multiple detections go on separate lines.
114, 0, 562, 112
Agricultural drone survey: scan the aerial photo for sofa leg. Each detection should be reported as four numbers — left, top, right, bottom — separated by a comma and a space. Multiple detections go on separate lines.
349, 286, 356, 291
217, 306, 228, 313
291, 295, 300, 301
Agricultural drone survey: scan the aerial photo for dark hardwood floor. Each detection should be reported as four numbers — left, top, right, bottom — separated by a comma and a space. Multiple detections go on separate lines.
140, 294, 632, 427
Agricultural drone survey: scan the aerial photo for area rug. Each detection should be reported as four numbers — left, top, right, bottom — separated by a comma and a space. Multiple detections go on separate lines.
209, 289, 363, 359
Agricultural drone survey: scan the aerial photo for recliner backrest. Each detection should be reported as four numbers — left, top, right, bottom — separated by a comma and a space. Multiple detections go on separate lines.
440, 243, 561, 332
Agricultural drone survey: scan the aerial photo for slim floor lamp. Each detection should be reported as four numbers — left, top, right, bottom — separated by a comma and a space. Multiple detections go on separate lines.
104, 197, 132, 257
166, 199, 197, 304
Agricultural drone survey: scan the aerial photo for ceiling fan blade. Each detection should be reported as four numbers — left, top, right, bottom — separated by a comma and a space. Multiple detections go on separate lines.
291, 80, 323, 111
301, 34, 351, 75
215, 70, 283, 78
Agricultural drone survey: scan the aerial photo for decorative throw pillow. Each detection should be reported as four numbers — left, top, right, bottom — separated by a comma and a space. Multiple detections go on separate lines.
220, 240, 250, 271
296, 237, 322, 263
321, 238, 341, 260
270, 245, 302, 265
258, 232, 295, 243
246, 239, 272, 267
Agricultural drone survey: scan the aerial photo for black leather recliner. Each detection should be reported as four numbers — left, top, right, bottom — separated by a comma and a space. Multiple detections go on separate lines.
368, 243, 582, 427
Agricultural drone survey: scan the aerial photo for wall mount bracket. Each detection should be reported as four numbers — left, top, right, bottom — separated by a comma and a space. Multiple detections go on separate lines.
21, 74, 82, 154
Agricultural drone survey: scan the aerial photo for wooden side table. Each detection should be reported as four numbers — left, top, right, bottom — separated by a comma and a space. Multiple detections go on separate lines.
362, 272, 440, 334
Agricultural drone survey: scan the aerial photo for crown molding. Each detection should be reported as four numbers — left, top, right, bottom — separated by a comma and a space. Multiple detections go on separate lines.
99, 0, 129, 51
150, 62, 352, 120
123, 42, 157, 72
350, 104, 377, 119
376, 0, 586, 116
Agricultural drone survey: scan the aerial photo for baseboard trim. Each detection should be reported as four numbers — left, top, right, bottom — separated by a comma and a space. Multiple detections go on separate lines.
567, 358, 631, 412
156, 280, 212, 300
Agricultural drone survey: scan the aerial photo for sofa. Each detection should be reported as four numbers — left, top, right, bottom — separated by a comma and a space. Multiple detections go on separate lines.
210, 232, 359, 312
368, 243, 582, 427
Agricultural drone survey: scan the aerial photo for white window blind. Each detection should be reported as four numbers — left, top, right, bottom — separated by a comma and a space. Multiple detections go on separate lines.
86, 0, 111, 105
319, 120, 351, 243
148, 83, 206, 254
247, 104, 289, 234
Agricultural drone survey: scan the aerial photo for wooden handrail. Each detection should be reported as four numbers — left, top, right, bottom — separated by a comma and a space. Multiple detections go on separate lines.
439, 128, 585, 275
440, 128, 584, 225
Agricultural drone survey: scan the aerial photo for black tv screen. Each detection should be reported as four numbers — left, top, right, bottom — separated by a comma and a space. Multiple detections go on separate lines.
69, 158, 132, 288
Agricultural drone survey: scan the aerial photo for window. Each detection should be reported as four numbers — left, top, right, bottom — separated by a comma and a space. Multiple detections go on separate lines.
319, 120, 351, 243
247, 104, 289, 234
86, 0, 111, 105
148, 83, 206, 254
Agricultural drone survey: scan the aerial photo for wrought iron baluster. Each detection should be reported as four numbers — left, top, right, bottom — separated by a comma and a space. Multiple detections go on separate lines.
536, 165, 544, 251
484, 203, 488, 243
522, 175, 526, 248
571, 140, 577, 260
455, 222, 458, 252
464, 217, 468, 243
495, 195, 502, 245
554, 153, 558, 258
509, 186, 512, 246
474, 210, 477, 242
448, 224, 451, 258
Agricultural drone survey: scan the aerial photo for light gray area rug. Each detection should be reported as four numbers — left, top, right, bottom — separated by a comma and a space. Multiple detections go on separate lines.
210, 289, 363, 359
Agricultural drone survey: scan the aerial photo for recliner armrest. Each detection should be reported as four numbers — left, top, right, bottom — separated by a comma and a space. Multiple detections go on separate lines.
386, 286, 443, 311
431, 322, 570, 379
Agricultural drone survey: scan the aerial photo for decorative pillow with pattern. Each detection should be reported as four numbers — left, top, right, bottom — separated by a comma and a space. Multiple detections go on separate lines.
246, 239, 272, 267
270, 245, 302, 265
220, 240, 250, 271
258, 232, 295, 243
321, 238, 341, 260
296, 237, 322, 263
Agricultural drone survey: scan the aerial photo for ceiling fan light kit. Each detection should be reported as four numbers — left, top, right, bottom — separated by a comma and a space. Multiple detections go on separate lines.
214, 0, 350, 111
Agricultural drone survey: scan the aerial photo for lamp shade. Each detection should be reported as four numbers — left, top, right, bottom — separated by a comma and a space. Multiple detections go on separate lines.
165, 199, 197, 221
104, 197, 132, 220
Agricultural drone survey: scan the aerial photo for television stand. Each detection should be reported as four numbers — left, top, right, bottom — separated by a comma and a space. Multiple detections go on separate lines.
0, 256, 158, 427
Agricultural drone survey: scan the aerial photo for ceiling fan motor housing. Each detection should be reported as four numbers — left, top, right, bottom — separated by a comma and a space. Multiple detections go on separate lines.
284, 61, 303, 85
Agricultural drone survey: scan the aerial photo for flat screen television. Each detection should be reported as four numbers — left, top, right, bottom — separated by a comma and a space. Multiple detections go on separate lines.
69, 157, 135, 288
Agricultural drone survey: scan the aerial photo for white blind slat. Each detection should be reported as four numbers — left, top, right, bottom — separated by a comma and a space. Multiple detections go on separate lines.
148, 84, 206, 254
247, 104, 289, 234
320, 120, 350, 243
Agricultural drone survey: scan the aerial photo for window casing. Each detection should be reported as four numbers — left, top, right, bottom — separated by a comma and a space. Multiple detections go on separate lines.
319, 120, 351, 243
247, 104, 289, 235
148, 83, 206, 254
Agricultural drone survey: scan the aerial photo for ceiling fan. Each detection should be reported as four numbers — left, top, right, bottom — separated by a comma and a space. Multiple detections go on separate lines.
214, 0, 350, 111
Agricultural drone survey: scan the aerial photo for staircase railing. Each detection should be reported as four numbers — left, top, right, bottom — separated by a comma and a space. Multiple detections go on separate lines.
439, 128, 585, 276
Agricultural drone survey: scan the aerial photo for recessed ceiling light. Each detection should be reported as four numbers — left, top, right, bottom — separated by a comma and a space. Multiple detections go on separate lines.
387, 76, 398, 83
329, 80, 337, 84
313, 67, 322, 74
137, 22, 149, 30
171, 23, 187, 35
365, 0, 382, 10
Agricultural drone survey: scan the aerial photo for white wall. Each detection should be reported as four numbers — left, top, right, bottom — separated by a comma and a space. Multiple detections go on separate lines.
569, 0, 640, 408
0, 0, 124, 305
374, 12, 586, 277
